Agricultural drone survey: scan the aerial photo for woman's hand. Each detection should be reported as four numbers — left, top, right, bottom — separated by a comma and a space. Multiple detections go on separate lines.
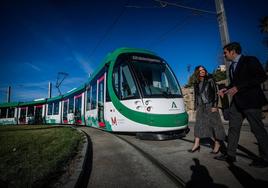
211, 107, 218, 112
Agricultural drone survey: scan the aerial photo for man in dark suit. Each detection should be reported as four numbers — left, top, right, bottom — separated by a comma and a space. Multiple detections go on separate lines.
215, 42, 268, 168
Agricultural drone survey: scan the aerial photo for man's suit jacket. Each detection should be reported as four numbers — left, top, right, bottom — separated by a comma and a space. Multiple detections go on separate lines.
229, 55, 267, 109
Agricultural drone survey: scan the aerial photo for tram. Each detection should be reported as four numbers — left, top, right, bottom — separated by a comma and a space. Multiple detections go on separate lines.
0, 48, 189, 139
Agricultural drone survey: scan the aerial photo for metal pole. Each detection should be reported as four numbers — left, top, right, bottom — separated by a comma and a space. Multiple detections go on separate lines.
7, 86, 11, 103
48, 82, 52, 98
215, 0, 230, 81
215, 0, 232, 107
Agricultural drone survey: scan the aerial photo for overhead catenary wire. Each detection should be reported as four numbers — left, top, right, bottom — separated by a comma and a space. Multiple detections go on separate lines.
148, 0, 210, 47
148, 13, 196, 48
89, 1, 128, 58
127, 0, 214, 47
154, 0, 216, 14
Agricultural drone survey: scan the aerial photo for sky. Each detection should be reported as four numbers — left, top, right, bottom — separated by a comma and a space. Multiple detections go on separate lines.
0, 0, 267, 103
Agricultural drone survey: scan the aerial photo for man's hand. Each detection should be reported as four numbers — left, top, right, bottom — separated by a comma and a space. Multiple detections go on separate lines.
225, 86, 238, 96
217, 88, 227, 97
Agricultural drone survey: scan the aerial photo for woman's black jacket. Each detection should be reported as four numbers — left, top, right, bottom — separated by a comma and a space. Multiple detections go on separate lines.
194, 75, 218, 109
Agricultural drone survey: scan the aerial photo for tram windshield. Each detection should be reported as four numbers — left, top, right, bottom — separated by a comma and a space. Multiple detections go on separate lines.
131, 57, 182, 98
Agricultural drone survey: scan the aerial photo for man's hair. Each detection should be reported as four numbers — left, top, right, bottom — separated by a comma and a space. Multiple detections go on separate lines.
223, 42, 242, 54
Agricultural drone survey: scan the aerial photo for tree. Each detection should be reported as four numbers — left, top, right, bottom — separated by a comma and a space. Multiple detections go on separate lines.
184, 73, 196, 88
184, 69, 226, 88
265, 60, 268, 72
213, 69, 227, 82
259, 16, 268, 33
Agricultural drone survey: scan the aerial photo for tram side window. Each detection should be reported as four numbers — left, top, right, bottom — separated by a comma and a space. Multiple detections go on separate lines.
106, 82, 111, 102
69, 97, 74, 113
0, 108, 7, 118
8, 108, 15, 118
27, 106, 34, 117
20, 108, 26, 119
91, 83, 97, 109
113, 66, 119, 97
86, 87, 91, 110
48, 103, 53, 115
63, 101, 68, 119
75, 97, 82, 114
120, 64, 138, 99
53, 102, 59, 115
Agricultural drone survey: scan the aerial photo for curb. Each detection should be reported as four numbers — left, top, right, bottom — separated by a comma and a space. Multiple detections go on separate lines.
62, 128, 89, 188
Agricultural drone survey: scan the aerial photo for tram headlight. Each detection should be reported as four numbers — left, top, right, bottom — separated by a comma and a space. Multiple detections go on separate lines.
147, 106, 152, 112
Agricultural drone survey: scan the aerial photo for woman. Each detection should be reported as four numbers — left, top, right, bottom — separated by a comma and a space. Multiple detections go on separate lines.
188, 65, 226, 153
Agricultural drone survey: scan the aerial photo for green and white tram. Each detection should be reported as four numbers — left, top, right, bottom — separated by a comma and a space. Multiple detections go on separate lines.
84, 48, 189, 138
0, 48, 188, 139
0, 102, 19, 125
17, 99, 46, 125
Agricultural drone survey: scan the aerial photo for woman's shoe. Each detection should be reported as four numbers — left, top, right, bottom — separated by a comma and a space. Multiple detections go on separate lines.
211, 143, 221, 154
188, 146, 200, 153
210, 150, 220, 154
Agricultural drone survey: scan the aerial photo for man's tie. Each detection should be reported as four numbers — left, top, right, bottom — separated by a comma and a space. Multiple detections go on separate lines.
230, 61, 237, 80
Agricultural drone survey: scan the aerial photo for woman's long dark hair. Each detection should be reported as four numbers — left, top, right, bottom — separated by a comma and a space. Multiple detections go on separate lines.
193, 65, 208, 83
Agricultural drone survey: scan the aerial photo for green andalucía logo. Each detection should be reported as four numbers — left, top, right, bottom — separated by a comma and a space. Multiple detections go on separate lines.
171, 101, 177, 108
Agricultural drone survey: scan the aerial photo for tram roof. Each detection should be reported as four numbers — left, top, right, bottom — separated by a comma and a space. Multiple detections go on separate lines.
62, 85, 85, 98
86, 47, 157, 84
19, 99, 47, 107
0, 48, 158, 107
47, 95, 63, 103
0, 102, 20, 108
103, 47, 157, 63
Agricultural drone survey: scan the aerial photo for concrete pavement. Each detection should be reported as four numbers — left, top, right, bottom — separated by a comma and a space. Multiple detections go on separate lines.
72, 122, 268, 188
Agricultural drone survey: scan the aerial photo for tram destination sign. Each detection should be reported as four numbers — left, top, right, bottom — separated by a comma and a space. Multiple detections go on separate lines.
132, 55, 162, 63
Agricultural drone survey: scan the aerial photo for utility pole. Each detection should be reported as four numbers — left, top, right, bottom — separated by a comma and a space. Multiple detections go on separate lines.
215, 0, 232, 107
48, 82, 52, 98
215, 0, 230, 81
153, 0, 231, 79
215, 0, 230, 46
7, 86, 11, 103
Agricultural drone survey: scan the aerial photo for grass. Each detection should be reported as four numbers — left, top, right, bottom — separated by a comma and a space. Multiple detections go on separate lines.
0, 125, 84, 188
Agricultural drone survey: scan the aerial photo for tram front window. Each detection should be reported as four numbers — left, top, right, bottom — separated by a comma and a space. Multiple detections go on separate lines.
113, 63, 139, 100
132, 62, 182, 98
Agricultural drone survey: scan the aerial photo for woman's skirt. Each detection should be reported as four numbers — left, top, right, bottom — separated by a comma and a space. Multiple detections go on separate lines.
194, 105, 226, 140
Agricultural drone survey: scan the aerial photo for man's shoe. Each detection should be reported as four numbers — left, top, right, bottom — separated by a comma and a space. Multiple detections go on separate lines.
214, 154, 236, 163
249, 159, 268, 168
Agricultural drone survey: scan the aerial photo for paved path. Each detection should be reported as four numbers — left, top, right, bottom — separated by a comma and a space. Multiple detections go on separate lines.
78, 122, 268, 188
80, 127, 179, 188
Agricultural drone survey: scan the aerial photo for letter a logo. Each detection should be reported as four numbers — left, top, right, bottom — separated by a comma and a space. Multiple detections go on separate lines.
171, 102, 177, 108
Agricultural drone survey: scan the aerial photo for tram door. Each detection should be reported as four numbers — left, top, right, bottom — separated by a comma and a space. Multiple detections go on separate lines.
97, 75, 105, 127
35, 105, 43, 124
19, 107, 27, 124
63, 100, 68, 124
74, 94, 82, 124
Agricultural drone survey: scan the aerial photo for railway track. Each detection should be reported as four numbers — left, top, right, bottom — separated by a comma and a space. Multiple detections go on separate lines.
77, 127, 186, 188
76, 126, 268, 188
114, 134, 186, 187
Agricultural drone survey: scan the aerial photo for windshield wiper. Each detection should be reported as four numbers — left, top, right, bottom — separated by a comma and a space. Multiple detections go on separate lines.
162, 87, 176, 98
162, 91, 169, 98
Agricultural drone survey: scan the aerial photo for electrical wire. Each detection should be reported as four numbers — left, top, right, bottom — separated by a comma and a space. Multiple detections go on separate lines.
154, 0, 216, 14
89, 1, 128, 57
